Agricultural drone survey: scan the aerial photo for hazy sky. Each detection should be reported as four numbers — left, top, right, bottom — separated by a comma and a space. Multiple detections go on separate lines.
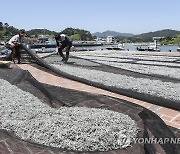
0, 0, 179, 34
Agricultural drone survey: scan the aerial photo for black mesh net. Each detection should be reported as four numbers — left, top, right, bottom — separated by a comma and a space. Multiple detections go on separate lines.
0, 45, 179, 153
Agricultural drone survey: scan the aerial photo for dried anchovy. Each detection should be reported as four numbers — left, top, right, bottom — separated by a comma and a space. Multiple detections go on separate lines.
0, 79, 138, 152
51, 64, 180, 102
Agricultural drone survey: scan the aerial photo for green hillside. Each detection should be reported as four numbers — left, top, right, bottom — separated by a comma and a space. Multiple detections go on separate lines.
0, 22, 19, 41
133, 29, 180, 42
1, 21, 180, 44
160, 34, 180, 45
60, 28, 93, 41
0, 22, 93, 41
26, 29, 57, 38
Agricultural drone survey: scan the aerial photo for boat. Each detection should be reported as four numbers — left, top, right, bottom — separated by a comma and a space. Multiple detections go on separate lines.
147, 42, 160, 51
34, 47, 51, 53
106, 43, 125, 50
177, 45, 180, 52
0, 49, 10, 55
136, 46, 146, 51
137, 40, 160, 52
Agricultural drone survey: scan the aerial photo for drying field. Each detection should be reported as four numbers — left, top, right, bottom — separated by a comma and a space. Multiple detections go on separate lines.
44, 51, 180, 110
0, 50, 180, 153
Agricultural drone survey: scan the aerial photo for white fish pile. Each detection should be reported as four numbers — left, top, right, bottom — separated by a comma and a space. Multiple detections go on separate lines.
0, 79, 138, 151
52, 64, 180, 102
72, 54, 180, 79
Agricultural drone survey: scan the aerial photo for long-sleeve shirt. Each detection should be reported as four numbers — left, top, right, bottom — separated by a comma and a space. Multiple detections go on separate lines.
8, 34, 21, 47
55, 34, 71, 47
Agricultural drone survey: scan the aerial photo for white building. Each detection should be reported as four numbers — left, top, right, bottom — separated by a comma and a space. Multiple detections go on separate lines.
106, 36, 115, 43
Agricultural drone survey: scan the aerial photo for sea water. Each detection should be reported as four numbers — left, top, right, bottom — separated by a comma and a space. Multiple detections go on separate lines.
77, 45, 179, 52
0, 45, 179, 54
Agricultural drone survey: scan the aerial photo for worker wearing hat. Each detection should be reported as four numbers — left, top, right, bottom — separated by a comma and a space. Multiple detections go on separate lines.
8, 29, 26, 64
55, 34, 72, 63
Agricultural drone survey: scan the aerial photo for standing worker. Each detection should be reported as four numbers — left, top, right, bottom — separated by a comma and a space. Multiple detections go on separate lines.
8, 29, 26, 64
55, 34, 72, 63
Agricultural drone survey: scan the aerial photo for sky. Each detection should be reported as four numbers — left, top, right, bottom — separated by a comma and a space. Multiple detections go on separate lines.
0, 0, 180, 34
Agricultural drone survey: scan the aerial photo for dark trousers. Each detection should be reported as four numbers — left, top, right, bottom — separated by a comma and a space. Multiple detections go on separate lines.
11, 45, 21, 64
58, 41, 72, 61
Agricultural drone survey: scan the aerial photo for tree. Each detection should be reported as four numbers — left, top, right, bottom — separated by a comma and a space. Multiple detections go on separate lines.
166, 36, 172, 41
60, 28, 75, 36
60, 28, 93, 41
70, 34, 81, 41
0, 22, 3, 30
4, 23, 9, 28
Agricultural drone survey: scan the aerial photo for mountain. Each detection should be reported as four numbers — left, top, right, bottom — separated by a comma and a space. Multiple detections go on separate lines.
26, 29, 57, 36
133, 29, 180, 42
92, 30, 134, 37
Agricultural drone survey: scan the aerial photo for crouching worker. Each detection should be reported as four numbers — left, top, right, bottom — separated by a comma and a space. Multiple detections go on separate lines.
8, 29, 26, 64
55, 34, 72, 63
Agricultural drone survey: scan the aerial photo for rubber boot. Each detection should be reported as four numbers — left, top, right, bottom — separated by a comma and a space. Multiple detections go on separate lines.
65, 55, 69, 63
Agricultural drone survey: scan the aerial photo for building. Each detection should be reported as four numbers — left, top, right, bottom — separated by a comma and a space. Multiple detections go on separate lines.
106, 36, 115, 43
